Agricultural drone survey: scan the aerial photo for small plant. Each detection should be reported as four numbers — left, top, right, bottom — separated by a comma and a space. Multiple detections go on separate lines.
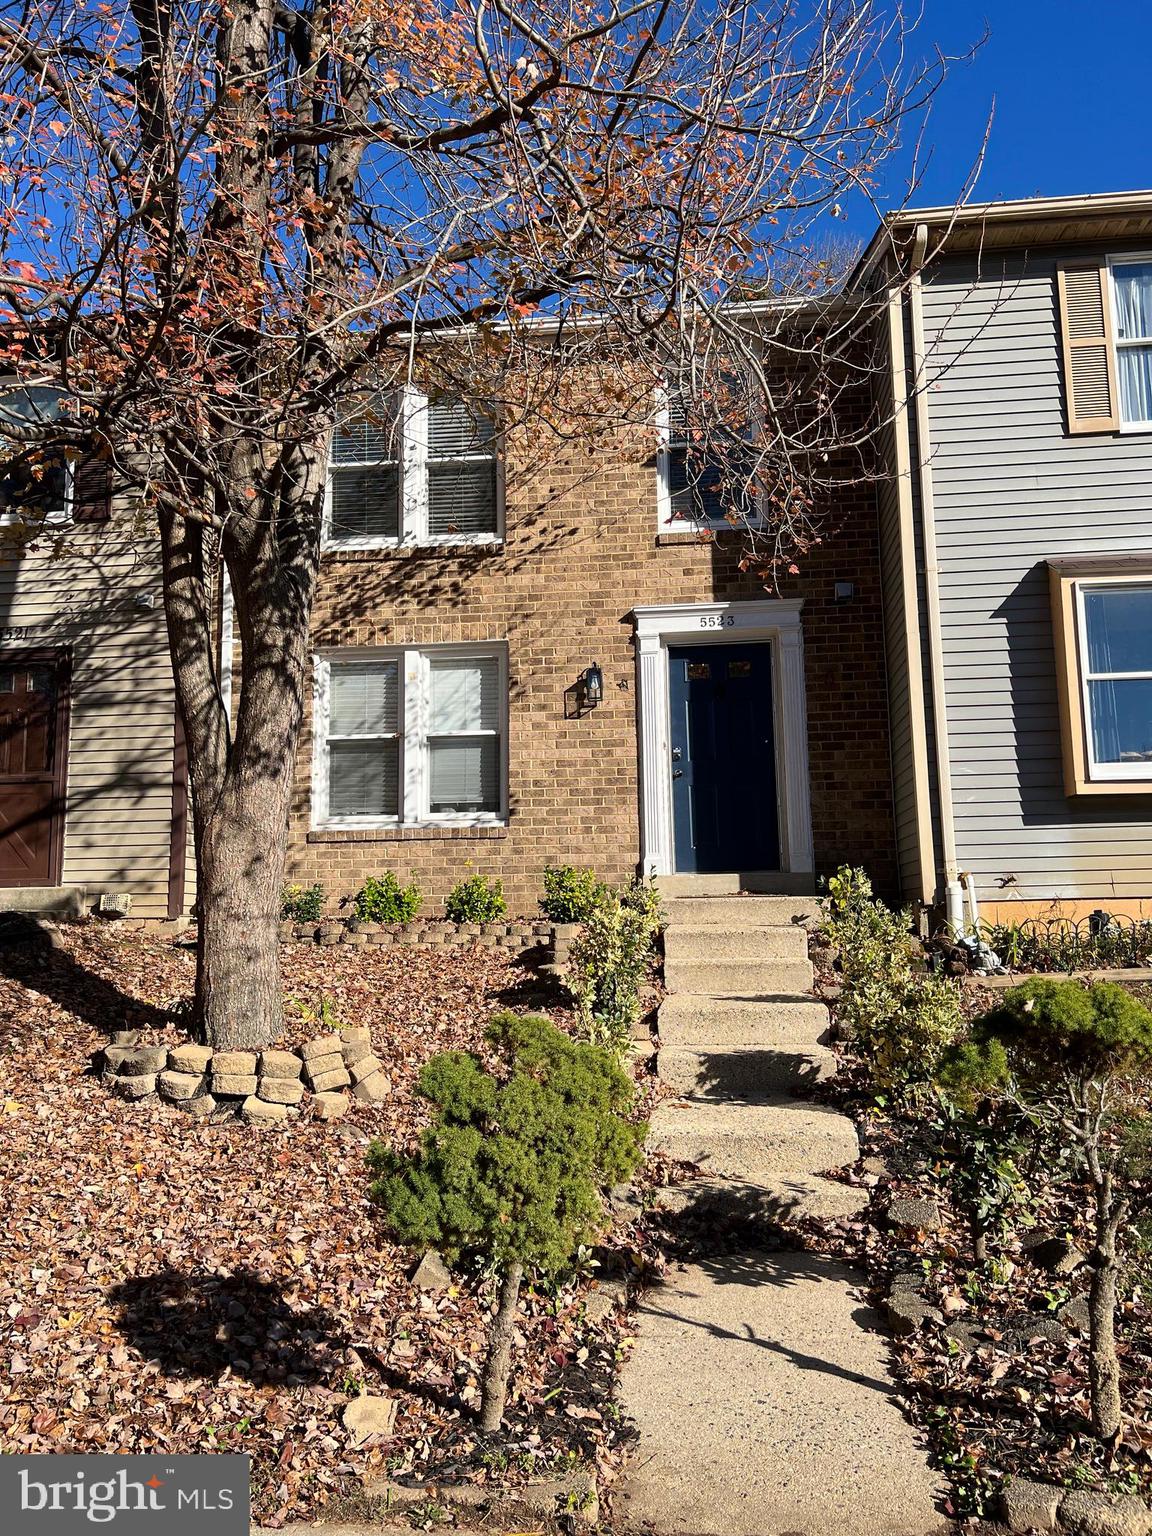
821, 865, 963, 1091
568, 878, 663, 1051
288, 993, 343, 1031
281, 881, 325, 923
540, 864, 607, 923
947, 977, 1152, 1444
445, 872, 506, 923
354, 872, 422, 924
368, 1011, 645, 1433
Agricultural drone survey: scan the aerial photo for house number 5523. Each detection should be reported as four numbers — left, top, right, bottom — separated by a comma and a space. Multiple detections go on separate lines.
699, 614, 736, 629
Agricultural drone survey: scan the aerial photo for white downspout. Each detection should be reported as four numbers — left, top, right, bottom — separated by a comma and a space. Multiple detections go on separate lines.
909, 222, 962, 927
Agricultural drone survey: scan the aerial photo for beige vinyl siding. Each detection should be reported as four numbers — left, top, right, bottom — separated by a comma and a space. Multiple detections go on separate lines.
0, 522, 182, 916
919, 249, 1152, 906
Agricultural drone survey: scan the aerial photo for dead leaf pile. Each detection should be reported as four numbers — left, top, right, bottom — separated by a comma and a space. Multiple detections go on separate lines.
0, 924, 639, 1524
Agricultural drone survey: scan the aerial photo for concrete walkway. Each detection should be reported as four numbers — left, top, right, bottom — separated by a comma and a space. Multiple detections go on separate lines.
617, 880, 943, 1536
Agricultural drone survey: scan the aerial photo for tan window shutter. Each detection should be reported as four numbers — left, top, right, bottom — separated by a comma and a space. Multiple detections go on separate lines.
1057, 262, 1119, 433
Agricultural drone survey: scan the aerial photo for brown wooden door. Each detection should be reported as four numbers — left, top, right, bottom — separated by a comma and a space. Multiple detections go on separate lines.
0, 654, 68, 885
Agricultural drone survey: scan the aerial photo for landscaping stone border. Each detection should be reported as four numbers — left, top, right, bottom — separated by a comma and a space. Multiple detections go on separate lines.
101, 1025, 390, 1123
1000, 1480, 1152, 1535
279, 916, 578, 969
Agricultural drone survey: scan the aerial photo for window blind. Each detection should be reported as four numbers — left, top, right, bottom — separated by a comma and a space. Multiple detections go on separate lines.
329, 739, 400, 818
330, 660, 399, 736
329, 407, 401, 540
427, 398, 498, 536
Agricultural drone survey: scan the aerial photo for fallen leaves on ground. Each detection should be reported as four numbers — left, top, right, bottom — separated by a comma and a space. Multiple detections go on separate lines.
0, 923, 642, 1523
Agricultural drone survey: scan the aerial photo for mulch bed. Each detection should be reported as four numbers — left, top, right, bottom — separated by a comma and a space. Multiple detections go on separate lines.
0, 922, 656, 1525
808, 942, 1152, 1522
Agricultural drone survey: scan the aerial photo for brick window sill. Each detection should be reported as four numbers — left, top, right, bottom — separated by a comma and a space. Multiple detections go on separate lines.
307, 825, 509, 844
322, 542, 504, 564
656, 529, 742, 547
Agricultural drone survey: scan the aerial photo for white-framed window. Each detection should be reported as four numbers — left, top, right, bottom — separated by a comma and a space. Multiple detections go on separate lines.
323, 387, 500, 549
312, 644, 507, 827
655, 384, 760, 533
1074, 577, 1152, 781
0, 384, 72, 525
1108, 257, 1152, 430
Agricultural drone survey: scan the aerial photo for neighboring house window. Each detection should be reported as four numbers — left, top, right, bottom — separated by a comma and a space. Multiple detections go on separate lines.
1057, 257, 1152, 435
1077, 580, 1152, 778
1049, 562, 1152, 795
0, 385, 70, 523
324, 389, 500, 548
1110, 261, 1152, 428
313, 646, 506, 826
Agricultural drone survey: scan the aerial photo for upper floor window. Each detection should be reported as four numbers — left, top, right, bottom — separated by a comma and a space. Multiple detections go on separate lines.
655, 386, 759, 533
1111, 262, 1152, 428
325, 389, 500, 549
0, 385, 70, 524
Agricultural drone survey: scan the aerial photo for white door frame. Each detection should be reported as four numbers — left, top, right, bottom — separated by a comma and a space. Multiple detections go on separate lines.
633, 599, 813, 877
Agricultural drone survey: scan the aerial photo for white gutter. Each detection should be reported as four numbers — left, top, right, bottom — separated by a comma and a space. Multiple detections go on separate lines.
907, 223, 960, 913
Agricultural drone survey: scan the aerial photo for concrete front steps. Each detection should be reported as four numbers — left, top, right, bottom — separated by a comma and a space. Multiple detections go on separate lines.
616, 882, 942, 1534
663, 956, 815, 994
648, 1098, 858, 1181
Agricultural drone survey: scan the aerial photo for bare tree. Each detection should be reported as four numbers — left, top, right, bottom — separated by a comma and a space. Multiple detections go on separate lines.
0, 0, 946, 1047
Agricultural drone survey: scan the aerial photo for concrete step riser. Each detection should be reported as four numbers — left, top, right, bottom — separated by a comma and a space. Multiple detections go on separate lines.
655, 873, 818, 898
658, 1045, 835, 1098
663, 959, 814, 996
664, 927, 809, 962
663, 897, 820, 927
654, 1175, 869, 1225
658, 997, 830, 1049
649, 1101, 859, 1182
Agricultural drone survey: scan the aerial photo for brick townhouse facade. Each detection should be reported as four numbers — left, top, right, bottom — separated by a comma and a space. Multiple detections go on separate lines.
284, 390, 896, 915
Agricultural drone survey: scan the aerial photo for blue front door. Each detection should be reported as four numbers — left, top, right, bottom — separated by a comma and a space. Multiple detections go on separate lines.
668, 643, 779, 873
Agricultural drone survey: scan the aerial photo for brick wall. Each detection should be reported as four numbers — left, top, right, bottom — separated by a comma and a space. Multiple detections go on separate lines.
286, 415, 897, 915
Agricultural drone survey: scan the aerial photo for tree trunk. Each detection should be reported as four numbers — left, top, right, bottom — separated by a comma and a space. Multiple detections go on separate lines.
1088, 1194, 1122, 1443
158, 440, 326, 1050
479, 1261, 524, 1433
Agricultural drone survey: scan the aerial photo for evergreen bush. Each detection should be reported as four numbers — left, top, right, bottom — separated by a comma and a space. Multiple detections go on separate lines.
281, 882, 325, 923
445, 873, 507, 924
368, 1011, 644, 1431
354, 872, 422, 924
539, 865, 607, 924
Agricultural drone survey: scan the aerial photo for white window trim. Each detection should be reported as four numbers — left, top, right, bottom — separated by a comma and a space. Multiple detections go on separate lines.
312, 642, 509, 829
633, 599, 812, 876
1074, 573, 1152, 782
0, 381, 74, 528
1106, 253, 1152, 434
322, 385, 504, 551
655, 382, 765, 534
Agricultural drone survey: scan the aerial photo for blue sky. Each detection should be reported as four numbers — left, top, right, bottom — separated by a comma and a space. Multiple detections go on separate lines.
842, 0, 1151, 234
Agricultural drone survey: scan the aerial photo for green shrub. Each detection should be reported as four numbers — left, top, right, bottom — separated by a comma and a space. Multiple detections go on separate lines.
540, 864, 608, 924
821, 864, 963, 1091
568, 878, 663, 1052
281, 882, 325, 923
354, 872, 422, 924
445, 873, 507, 924
955, 978, 1152, 1442
368, 1011, 645, 1430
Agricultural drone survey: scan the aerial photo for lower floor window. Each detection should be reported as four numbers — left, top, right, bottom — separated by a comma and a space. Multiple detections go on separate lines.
1079, 580, 1152, 775
314, 646, 505, 825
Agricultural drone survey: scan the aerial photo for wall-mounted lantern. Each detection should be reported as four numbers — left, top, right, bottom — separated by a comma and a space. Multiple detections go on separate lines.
581, 663, 604, 708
